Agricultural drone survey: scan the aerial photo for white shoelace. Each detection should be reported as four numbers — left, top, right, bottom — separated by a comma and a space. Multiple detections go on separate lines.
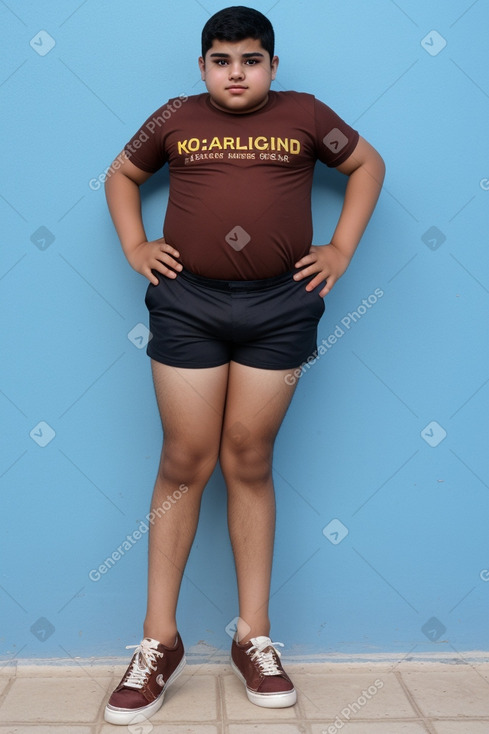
246, 637, 285, 676
123, 639, 164, 689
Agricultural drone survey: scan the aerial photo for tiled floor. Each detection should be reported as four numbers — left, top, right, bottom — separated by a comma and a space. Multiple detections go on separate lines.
1, 661, 489, 733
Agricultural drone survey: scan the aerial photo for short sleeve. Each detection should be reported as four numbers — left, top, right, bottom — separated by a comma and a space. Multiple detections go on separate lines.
123, 102, 174, 173
314, 98, 359, 167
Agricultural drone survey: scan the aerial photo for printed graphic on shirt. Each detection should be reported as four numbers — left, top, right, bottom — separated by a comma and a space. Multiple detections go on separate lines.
177, 135, 302, 165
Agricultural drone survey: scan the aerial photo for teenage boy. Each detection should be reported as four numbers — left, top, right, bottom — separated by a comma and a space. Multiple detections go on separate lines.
104, 5, 385, 725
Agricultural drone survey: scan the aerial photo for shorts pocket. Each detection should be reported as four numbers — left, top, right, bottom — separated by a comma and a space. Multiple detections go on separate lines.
313, 291, 326, 317
144, 281, 156, 309
303, 283, 326, 319
144, 272, 165, 310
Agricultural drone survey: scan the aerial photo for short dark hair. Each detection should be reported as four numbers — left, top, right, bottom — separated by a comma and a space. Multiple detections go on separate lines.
201, 6, 275, 61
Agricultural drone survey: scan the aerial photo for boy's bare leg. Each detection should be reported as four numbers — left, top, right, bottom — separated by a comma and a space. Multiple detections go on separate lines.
219, 362, 298, 643
143, 359, 229, 646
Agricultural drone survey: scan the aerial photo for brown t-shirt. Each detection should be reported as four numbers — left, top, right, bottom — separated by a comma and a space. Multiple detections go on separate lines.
124, 91, 359, 279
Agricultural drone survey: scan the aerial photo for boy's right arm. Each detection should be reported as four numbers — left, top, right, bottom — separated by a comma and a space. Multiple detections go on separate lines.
105, 151, 182, 285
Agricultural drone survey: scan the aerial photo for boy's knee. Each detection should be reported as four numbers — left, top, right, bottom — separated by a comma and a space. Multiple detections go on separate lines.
159, 442, 219, 484
220, 439, 272, 486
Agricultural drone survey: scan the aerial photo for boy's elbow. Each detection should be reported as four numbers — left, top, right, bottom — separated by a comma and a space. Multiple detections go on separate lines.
104, 165, 138, 196
375, 151, 386, 184
361, 136, 386, 180
104, 167, 117, 197
366, 145, 385, 186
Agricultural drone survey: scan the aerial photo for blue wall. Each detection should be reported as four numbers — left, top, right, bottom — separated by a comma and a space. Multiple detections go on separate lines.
1, 0, 488, 662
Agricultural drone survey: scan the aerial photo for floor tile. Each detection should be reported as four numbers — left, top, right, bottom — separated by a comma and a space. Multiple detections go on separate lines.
3, 663, 489, 732
0, 676, 110, 723
150, 672, 218, 722
401, 671, 489, 717
0, 728, 93, 734
100, 725, 220, 734
228, 725, 306, 734
222, 674, 300, 721
15, 664, 117, 677
293, 671, 416, 720
310, 725, 428, 733
0, 667, 16, 677
431, 722, 489, 733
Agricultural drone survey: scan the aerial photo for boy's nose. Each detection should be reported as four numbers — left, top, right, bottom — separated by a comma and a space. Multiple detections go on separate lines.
229, 64, 245, 80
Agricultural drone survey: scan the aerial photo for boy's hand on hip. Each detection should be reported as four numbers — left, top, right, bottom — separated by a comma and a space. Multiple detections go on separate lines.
128, 238, 183, 285
293, 244, 350, 297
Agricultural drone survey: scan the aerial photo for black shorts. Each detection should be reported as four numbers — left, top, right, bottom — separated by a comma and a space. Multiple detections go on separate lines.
145, 267, 325, 370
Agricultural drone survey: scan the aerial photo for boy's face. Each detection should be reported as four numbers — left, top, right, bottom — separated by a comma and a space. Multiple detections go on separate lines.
199, 38, 278, 114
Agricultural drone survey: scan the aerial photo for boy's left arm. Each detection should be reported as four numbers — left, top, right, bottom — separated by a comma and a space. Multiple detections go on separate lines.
294, 136, 385, 297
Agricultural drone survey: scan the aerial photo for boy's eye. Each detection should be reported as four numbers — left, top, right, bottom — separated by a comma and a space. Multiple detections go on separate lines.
213, 58, 261, 66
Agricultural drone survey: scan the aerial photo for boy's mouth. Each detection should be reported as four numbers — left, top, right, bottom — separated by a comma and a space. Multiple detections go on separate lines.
226, 85, 247, 92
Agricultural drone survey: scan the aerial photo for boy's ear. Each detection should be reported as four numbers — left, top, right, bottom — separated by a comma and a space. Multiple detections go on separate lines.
271, 55, 279, 80
198, 56, 206, 80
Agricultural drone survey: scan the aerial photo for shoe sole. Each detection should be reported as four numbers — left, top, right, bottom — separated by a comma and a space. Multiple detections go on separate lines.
230, 658, 297, 708
104, 655, 186, 725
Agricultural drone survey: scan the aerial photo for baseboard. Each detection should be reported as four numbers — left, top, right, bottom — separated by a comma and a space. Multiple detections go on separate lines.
2, 648, 489, 672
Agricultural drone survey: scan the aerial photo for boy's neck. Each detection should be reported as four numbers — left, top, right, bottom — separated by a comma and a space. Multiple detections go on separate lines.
207, 92, 271, 115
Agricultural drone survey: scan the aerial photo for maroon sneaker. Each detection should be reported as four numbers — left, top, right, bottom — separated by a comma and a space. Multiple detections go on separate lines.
231, 635, 297, 708
104, 634, 186, 725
